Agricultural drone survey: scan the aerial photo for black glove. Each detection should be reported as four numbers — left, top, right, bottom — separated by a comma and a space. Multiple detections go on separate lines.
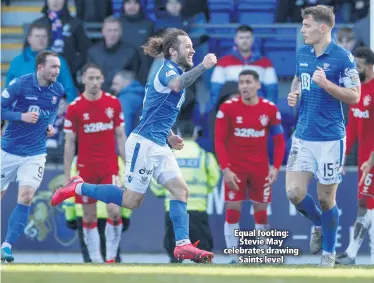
66, 220, 78, 230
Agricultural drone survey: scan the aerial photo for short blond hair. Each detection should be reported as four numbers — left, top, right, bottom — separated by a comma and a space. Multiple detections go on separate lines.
302, 5, 335, 28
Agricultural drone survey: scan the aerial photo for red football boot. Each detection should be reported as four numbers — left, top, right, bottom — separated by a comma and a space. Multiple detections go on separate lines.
50, 176, 84, 206
173, 240, 214, 263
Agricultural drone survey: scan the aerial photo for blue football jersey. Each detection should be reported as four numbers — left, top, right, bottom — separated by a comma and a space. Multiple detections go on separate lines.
295, 41, 360, 141
1, 73, 64, 156
133, 60, 186, 145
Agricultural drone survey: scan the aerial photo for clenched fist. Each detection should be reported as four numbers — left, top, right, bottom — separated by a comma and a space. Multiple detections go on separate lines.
202, 53, 217, 70
21, 112, 39, 123
287, 90, 300, 107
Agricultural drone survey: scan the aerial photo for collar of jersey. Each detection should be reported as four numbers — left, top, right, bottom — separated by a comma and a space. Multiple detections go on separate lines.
312, 39, 336, 58
165, 59, 183, 72
32, 73, 53, 90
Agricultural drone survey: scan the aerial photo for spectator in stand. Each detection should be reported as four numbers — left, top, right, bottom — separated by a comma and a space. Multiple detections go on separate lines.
119, 0, 154, 85
6, 22, 76, 102
74, 0, 113, 23
32, 0, 91, 91
87, 16, 140, 93
155, 0, 209, 22
354, 14, 370, 48
111, 70, 144, 136
154, 0, 209, 67
336, 27, 356, 52
208, 25, 279, 113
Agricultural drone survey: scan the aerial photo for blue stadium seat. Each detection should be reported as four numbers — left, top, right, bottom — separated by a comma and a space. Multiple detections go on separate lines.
237, 1, 276, 25
208, 0, 235, 24
263, 39, 296, 78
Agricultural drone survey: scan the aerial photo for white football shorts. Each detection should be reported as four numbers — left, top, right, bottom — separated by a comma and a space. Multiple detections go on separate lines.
286, 137, 346, 185
123, 133, 182, 194
1, 149, 46, 191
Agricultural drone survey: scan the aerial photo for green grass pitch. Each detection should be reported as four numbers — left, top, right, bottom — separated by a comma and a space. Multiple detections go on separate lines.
2, 264, 374, 283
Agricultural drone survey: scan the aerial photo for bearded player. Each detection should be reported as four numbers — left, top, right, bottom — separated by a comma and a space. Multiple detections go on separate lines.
63, 63, 127, 263
215, 69, 285, 263
336, 47, 374, 265
52, 29, 217, 263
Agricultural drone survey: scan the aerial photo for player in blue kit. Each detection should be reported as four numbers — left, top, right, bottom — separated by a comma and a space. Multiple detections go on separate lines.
1, 50, 65, 262
51, 29, 217, 262
286, 5, 361, 267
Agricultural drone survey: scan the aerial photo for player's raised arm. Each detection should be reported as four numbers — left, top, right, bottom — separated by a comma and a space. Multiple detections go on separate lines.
167, 54, 217, 93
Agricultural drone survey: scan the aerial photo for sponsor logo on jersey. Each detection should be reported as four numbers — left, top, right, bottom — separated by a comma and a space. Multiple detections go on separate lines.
83, 121, 114, 133
138, 168, 154, 176
27, 105, 52, 118
25, 96, 38, 100
299, 63, 308, 67
234, 128, 265, 138
351, 108, 370, 119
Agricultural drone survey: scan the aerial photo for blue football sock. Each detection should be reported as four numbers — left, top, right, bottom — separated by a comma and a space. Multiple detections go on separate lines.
295, 194, 322, 226
81, 183, 123, 206
5, 203, 31, 245
169, 200, 189, 242
321, 205, 339, 253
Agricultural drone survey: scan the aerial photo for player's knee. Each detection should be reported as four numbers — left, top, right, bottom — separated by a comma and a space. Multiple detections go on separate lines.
286, 185, 303, 204
226, 208, 241, 224
107, 204, 121, 220
122, 190, 144, 210
17, 188, 36, 205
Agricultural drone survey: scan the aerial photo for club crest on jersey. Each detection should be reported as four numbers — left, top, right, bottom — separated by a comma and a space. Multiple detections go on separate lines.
228, 191, 236, 200
322, 63, 330, 71
363, 95, 371, 107
236, 116, 243, 124
259, 114, 269, 126
105, 107, 114, 119
51, 96, 57, 104
83, 113, 90, 120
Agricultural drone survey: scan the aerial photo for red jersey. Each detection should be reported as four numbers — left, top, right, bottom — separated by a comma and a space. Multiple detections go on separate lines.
64, 92, 124, 166
215, 97, 284, 171
346, 79, 374, 165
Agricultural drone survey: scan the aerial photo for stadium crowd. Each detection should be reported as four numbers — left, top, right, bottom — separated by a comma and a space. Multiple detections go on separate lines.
0, 0, 370, 167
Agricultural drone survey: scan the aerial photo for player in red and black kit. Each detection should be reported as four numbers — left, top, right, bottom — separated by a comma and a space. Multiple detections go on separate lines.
215, 69, 285, 263
337, 47, 374, 265
63, 63, 127, 263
